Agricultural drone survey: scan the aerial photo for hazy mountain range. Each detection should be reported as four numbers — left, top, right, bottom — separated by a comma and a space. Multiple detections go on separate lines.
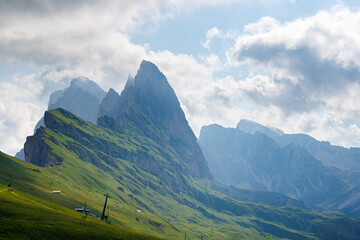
237, 119, 360, 172
199, 120, 360, 216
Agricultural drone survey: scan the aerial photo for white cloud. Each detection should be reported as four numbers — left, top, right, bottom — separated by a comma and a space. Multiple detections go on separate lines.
201, 27, 237, 49
244, 17, 280, 34
202, 27, 221, 49
228, 5, 360, 147
0, 81, 41, 155
0, 0, 244, 85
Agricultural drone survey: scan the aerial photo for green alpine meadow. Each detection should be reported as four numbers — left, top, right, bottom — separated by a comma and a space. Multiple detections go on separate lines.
1, 61, 360, 239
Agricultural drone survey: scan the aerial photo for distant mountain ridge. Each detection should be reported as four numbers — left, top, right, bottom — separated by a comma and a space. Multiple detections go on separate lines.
236, 119, 360, 172
199, 122, 360, 216
275, 133, 360, 172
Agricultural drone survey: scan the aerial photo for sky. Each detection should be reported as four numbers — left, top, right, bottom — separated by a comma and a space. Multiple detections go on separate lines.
1, 0, 360, 155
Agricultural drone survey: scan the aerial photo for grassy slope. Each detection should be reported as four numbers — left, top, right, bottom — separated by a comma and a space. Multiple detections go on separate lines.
1, 147, 276, 240
1, 109, 360, 239
0, 184, 161, 240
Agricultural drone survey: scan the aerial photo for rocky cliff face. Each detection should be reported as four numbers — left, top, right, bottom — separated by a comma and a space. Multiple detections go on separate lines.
98, 60, 212, 179
24, 127, 57, 167
199, 124, 360, 215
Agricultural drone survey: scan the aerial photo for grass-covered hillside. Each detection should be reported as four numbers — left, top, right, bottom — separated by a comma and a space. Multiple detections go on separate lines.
0, 184, 161, 240
1, 109, 360, 239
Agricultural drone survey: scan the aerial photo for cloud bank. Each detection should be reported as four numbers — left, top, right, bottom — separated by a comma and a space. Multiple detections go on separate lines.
230, 5, 360, 147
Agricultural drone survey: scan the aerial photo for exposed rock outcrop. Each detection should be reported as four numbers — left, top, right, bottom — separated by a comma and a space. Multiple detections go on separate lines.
24, 127, 57, 167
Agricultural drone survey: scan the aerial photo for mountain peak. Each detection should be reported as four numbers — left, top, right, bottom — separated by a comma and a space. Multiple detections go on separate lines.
108, 87, 118, 95
70, 76, 89, 85
124, 74, 134, 90
69, 77, 105, 99
97, 88, 120, 120
98, 60, 212, 179
139, 60, 160, 73
134, 60, 169, 87
70, 76, 94, 91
